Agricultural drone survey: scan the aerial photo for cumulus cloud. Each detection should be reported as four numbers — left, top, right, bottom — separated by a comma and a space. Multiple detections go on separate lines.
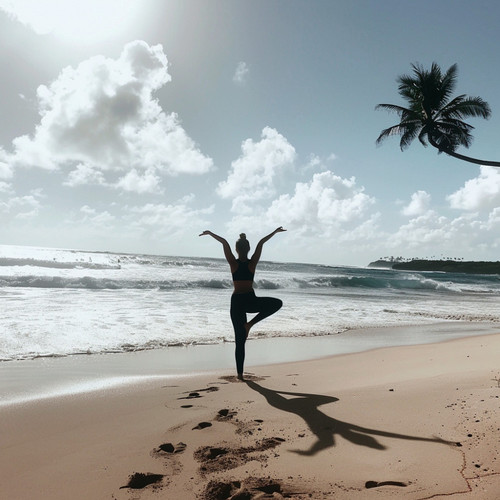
266, 171, 375, 234
116, 168, 163, 194
0, 148, 12, 179
233, 61, 249, 84
64, 163, 106, 187
483, 207, 500, 230
401, 190, 431, 216
0, 181, 12, 193
127, 197, 214, 236
390, 211, 451, 248
8, 40, 213, 190
447, 166, 500, 211
79, 205, 115, 226
217, 127, 296, 213
0, 162, 12, 179
226, 169, 375, 243
386, 209, 500, 258
0, 188, 43, 219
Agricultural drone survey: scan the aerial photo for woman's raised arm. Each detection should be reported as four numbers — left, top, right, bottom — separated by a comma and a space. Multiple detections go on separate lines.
199, 230, 237, 269
250, 227, 286, 268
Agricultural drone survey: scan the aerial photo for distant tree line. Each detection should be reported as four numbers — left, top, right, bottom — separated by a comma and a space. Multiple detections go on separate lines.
377, 256, 466, 263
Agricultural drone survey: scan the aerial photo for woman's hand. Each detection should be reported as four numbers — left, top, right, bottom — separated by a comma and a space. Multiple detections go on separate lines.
199, 230, 212, 236
274, 226, 286, 234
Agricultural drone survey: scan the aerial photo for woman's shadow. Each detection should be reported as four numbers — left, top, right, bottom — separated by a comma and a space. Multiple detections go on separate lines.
245, 380, 454, 456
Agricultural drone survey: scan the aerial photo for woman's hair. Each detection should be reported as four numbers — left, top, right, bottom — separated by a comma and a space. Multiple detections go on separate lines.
235, 233, 250, 254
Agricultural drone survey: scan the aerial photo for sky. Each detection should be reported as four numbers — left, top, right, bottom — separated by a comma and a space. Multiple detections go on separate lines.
1, 0, 500, 266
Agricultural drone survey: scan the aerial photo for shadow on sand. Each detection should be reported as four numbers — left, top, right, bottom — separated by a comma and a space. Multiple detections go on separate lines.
245, 380, 454, 456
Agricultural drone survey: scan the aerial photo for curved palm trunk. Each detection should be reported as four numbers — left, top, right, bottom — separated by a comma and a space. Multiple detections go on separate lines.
428, 136, 500, 167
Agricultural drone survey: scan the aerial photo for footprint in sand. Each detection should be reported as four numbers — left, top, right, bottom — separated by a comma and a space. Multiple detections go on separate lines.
215, 408, 237, 421
120, 472, 164, 490
178, 392, 202, 400
202, 477, 292, 499
193, 421, 213, 430
155, 442, 187, 454
194, 437, 286, 475
178, 386, 220, 400
365, 480, 407, 489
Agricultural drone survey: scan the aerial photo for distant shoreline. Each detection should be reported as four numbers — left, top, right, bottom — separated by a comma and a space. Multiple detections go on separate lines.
368, 259, 500, 274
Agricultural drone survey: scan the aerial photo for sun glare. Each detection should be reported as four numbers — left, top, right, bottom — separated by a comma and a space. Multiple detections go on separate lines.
0, 0, 143, 44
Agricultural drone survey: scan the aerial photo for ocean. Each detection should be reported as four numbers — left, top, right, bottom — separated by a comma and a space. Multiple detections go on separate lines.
1, 244, 499, 363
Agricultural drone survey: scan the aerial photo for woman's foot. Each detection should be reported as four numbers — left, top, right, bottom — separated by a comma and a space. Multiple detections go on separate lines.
237, 373, 245, 381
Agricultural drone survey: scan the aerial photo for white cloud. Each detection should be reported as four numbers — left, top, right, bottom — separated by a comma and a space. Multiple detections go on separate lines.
477, 207, 500, 231
0, 181, 12, 193
64, 163, 106, 187
266, 171, 375, 233
0, 188, 43, 219
116, 168, 163, 194
386, 209, 500, 258
8, 41, 213, 189
447, 166, 500, 211
0, 147, 12, 179
0, 161, 12, 179
301, 153, 337, 174
80, 205, 115, 226
402, 190, 431, 216
127, 199, 214, 236
226, 170, 375, 244
233, 61, 249, 84
390, 211, 451, 248
217, 127, 296, 213
301, 154, 323, 173
338, 213, 382, 243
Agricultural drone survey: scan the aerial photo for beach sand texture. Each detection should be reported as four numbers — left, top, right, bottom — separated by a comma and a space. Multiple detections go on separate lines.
1, 332, 499, 499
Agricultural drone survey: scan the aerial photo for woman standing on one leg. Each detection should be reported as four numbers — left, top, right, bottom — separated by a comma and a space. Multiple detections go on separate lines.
199, 227, 286, 380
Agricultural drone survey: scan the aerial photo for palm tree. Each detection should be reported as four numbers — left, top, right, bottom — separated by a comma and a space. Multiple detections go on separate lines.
376, 62, 500, 167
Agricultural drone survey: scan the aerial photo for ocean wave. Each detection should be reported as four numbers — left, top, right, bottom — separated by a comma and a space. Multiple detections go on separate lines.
0, 275, 234, 290
0, 257, 120, 270
295, 274, 467, 293
0, 271, 497, 293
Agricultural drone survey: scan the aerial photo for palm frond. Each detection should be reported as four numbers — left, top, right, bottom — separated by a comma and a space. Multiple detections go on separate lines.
399, 123, 421, 150
443, 96, 491, 119
437, 63, 458, 103
417, 128, 429, 147
376, 124, 404, 145
375, 103, 411, 116
377, 62, 494, 158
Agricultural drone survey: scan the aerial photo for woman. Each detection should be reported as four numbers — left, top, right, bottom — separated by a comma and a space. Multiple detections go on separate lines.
199, 227, 286, 379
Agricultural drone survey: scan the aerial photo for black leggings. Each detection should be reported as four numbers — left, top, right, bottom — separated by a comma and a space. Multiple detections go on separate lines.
230, 291, 282, 375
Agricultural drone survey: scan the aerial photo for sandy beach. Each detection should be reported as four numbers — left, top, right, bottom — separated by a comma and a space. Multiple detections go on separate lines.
1, 328, 499, 499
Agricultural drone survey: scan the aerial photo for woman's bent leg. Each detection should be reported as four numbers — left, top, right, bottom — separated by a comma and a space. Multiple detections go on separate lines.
248, 296, 282, 326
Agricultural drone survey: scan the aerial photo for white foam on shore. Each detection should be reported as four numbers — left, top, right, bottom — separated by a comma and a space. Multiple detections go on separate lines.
1, 322, 498, 408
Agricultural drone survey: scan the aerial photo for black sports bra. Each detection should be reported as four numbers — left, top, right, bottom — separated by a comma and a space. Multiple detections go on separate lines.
232, 260, 254, 281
